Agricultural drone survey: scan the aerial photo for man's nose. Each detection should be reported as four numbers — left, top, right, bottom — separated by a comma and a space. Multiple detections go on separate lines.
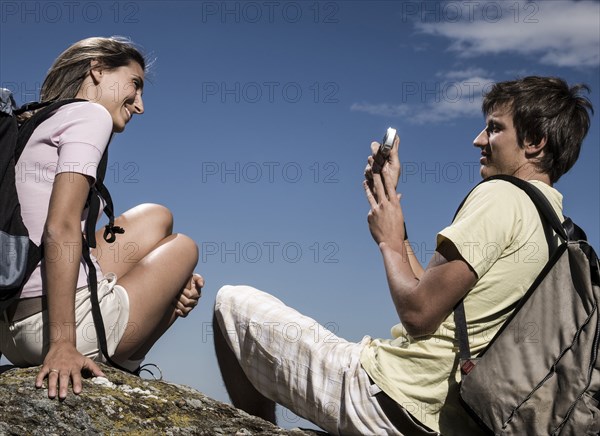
473, 128, 488, 148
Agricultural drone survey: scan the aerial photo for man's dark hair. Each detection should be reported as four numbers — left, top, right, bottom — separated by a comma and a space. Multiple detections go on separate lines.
482, 76, 594, 183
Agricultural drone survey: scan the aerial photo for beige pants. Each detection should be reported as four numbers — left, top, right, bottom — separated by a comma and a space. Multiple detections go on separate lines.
0, 273, 142, 372
214, 284, 433, 435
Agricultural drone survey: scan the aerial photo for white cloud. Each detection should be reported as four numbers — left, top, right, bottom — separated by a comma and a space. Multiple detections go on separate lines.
350, 102, 411, 117
351, 75, 495, 124
416, 0, 600, 68
436, 68, 490, 80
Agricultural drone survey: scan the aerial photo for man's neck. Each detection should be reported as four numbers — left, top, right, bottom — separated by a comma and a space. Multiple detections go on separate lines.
511, 164, 552, 186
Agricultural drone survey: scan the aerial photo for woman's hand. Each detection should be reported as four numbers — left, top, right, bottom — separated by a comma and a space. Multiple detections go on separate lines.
364, 166, 406, 253
35, 343, 105, 400
174, 273, 204, 317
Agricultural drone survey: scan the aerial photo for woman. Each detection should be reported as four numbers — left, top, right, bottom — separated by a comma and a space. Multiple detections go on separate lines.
0, 37, 202, 399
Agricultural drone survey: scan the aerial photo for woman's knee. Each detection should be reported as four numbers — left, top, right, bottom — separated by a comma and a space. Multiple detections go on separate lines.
122, 203, 173, 237
172, 233, 199, 266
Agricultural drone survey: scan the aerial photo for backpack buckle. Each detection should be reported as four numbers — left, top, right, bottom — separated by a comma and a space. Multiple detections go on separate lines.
103, 224, 125, 244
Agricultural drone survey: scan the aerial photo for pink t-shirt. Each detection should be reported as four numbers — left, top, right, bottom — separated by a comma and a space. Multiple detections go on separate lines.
15, 101, 113, 299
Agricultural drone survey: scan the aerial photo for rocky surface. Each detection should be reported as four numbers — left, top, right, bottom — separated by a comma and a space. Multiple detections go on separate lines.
0, 364, 326, 435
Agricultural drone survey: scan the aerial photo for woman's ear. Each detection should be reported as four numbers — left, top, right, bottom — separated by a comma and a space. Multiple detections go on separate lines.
89, 59, 103, 84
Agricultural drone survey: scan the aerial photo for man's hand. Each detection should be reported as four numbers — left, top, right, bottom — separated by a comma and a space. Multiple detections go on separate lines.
364, 133, 400, 201
364, 167, 407, 252
35, 343, 105, 400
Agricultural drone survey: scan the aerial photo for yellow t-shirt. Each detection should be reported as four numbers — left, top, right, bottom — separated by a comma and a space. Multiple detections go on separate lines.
360, 179, 563, 435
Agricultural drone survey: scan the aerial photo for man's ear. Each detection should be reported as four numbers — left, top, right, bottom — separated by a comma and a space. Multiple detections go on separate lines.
89, 59, 103, 84
524, 136, 547, 158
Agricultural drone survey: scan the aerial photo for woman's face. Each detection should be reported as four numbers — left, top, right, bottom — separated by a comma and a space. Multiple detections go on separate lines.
85, 61, 145, 132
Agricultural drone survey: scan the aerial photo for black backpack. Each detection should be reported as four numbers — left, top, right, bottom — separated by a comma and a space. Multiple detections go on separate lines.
0, 88, 130, 373
454, 175, 600, 434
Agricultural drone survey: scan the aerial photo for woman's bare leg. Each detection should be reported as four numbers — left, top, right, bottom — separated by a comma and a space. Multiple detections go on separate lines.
92, 203, 199, 362
93, 203, 174, 278
114, 233, 198, 360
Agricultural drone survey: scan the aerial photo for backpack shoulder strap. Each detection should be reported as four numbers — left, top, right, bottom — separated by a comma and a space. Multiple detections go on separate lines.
452, 175, 569, 242
83, 145, 124, 248
454, 175, 574, 374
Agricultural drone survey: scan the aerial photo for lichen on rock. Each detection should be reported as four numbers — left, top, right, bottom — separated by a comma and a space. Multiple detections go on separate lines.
0, 364, 326, 435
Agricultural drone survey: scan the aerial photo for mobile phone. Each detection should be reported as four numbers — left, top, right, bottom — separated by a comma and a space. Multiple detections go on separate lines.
380, 127, 396, 158
372, 127, 396, 173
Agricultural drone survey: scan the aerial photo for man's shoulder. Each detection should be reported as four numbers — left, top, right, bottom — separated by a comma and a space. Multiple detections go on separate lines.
459, 178, 564, 225
459, 179, 524, 211
466, 178, 561, 206
470, 178, 523, 196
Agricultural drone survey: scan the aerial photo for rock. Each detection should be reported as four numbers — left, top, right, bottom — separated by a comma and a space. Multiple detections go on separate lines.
0, 364, 327, 435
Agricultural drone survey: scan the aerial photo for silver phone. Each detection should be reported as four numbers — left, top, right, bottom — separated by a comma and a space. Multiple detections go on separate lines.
379, 127, 396, 158
372, 127, 396, 173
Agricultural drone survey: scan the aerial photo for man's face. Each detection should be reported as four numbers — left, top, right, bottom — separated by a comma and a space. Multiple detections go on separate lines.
473, 107, 528, 179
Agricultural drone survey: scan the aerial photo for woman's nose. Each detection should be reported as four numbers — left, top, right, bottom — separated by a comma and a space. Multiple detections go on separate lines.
133, 93, 144, 114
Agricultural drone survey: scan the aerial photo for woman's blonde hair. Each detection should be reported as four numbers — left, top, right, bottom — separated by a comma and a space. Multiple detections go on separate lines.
40, 36, 146, 102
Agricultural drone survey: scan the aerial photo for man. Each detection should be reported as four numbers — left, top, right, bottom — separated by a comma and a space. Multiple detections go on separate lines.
212, 77, 593, 435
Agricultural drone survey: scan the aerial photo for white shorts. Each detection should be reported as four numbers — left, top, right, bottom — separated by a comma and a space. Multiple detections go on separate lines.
0, 273, 142, 372
215, 285, 409, 435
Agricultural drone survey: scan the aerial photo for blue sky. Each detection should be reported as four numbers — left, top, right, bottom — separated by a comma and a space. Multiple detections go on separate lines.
1, 0, 599, 430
